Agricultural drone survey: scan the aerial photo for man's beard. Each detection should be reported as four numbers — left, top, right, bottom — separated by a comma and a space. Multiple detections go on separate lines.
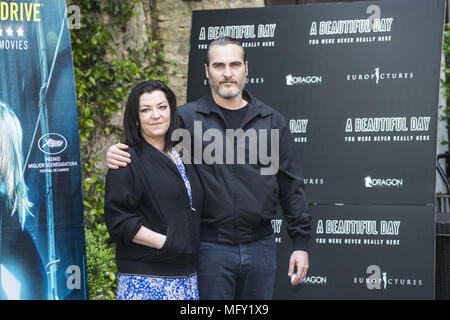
209, 77, 246, 100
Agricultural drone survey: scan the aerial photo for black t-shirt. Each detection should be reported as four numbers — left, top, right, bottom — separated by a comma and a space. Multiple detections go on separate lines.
218, 103, 249, 130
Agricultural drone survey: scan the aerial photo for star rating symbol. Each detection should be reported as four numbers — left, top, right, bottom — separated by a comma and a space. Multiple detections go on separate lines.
6, 27, 14, 37
0, 27, 25, 38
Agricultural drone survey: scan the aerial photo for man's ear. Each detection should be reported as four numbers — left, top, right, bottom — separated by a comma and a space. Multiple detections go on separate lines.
245, 61, 249, 77
204, 64, 210, 79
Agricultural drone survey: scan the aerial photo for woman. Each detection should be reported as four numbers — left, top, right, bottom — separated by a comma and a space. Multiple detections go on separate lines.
0, 101, 33, 230
104, 80, 203, 300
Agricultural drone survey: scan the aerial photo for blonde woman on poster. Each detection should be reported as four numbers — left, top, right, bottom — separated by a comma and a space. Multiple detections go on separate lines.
0, 101, 45, 300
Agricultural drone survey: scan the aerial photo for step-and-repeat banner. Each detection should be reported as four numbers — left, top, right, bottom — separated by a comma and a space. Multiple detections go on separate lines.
0, 1, 87, 299
187, 0, 445, 299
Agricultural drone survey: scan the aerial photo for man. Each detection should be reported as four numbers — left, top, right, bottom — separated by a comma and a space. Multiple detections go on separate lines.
106, 37, 311, 299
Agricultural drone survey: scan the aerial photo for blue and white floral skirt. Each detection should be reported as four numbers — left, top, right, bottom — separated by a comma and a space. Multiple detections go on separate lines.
116, 273, 199, 300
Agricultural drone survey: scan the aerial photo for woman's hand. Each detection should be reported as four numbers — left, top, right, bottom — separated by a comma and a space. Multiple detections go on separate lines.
132, 226, 167, 250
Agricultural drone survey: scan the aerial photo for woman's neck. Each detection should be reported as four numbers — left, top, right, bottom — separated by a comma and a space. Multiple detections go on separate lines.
144, 137, 165, 152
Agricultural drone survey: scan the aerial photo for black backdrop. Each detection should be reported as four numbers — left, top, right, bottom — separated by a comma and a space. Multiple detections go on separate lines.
187, 0, 445, 299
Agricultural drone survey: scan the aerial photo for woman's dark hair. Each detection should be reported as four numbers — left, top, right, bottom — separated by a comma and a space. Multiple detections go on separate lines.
123, 80, 180, 153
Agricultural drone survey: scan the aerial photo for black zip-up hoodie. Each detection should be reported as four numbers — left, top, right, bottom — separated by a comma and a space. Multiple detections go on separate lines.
178, 90, 311, 251
104, 140, 203, 276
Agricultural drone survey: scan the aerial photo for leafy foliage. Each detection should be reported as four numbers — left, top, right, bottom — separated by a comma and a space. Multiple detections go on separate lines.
84, 228, 116, 300
69, 0, 168, 299
441, 23, 450, 144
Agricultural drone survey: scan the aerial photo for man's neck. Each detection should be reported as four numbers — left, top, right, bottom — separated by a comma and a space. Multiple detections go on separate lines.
212, 92, 247, 110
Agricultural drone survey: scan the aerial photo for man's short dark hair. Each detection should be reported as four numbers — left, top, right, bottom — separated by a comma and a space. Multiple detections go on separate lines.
205, 37, 248, 66
123, 80, 180, 153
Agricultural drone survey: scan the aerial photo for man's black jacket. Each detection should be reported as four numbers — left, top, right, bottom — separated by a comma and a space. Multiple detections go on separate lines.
177, 90, 311, 251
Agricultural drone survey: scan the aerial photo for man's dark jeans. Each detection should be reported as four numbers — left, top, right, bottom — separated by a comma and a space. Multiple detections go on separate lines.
197, 234, 277, 300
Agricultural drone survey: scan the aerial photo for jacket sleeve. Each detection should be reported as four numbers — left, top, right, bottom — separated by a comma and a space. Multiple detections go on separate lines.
104, 164, 143, 246
276, 116, 312, 252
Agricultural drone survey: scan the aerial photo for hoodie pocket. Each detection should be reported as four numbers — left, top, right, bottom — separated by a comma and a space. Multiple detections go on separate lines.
158, 224, 193, 261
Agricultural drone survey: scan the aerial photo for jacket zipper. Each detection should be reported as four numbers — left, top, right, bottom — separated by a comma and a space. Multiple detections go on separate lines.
158, 149, 196, 212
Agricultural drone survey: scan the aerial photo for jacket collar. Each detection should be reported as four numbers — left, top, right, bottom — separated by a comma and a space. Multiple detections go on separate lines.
196, 90, 273, 118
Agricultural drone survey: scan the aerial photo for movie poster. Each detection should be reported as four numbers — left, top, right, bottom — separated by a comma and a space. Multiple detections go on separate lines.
188, 0, 445, 299
0, 1, 87, 299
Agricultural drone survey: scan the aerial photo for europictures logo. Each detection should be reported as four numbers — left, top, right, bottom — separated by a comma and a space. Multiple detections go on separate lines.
286, 74, 322, 86
354, 265, 423, 290
346, 67, 414, 85
203, 76, 264, 86
364, 176, 403, 188
38, 133, 67, 155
